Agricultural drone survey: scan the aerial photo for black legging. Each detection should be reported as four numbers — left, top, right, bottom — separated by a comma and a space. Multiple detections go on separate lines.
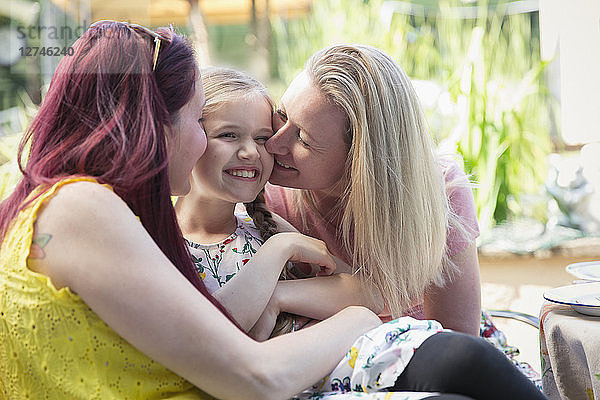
393, 332, 547, 400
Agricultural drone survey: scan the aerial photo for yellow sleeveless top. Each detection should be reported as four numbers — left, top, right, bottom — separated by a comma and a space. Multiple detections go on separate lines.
0, 178, 214, 399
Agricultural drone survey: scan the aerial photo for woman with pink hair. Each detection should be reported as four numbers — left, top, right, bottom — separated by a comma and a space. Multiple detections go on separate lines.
0, 21, 376, 399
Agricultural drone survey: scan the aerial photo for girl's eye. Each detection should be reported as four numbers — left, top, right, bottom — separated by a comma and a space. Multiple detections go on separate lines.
218, 132, 236, 139
255, 136, 271, 144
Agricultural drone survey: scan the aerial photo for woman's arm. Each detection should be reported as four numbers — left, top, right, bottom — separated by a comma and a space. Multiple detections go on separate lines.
31, 181, 380, 400
423, 241, 481, 335
276, 273, 383, 320
248, 273, 384, 341
212, 232, 336, 331
269, 212, 384, 318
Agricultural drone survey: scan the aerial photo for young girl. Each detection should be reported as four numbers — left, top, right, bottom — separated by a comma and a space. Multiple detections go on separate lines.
174, 67, 546, 400
175, 66, 293, 335
175, 67, 387, 338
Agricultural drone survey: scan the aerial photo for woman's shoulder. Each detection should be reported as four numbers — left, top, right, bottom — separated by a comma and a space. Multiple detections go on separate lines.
436, 156, 474, 201
8, 177, 125, 239
44, 178, 115, 201
33, 178, 140, 256
37, 178, 125, 220
32, 178, 133, 229
436, 156, 480, 252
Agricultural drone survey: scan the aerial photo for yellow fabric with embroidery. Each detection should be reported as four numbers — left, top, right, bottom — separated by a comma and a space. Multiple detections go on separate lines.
0, 178, 213, 399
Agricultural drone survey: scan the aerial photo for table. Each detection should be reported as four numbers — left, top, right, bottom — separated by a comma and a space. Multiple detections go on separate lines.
540, 301, 600, 400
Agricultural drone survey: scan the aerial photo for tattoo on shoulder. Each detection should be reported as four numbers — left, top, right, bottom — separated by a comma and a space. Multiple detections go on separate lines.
30, 233, 52, 260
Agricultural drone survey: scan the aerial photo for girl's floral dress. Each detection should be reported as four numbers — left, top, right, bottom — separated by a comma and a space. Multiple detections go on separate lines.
186, 210, 267, 294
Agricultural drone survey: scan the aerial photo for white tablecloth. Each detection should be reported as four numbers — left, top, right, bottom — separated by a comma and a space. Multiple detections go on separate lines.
540, 301, 600, 399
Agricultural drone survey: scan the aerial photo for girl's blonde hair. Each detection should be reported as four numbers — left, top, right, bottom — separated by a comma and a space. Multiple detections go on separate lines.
201, 66, 293, 336
299, 44, 460, 317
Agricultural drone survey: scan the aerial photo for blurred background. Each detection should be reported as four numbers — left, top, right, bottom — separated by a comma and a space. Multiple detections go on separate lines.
1, 0, 600, 370
1, 0, 598, 250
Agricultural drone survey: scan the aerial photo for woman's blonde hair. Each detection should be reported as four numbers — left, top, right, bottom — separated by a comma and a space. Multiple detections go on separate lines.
201, 66, 294, 336
299, 44, 460, 317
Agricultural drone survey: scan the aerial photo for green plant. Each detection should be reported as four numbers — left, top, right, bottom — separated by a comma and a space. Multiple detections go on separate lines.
439, 5, 552, 232
0, 93, 33, 200
0, 133, 22, 201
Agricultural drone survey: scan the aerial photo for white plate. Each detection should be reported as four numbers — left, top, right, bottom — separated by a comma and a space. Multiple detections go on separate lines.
544, 282, 600, 316
565, 261, 600, 281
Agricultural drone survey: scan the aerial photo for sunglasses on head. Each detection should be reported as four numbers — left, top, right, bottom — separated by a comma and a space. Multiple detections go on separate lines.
89, 20, 169, 71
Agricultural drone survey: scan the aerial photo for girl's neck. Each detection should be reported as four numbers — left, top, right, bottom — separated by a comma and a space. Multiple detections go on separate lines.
175, 191, 237, 245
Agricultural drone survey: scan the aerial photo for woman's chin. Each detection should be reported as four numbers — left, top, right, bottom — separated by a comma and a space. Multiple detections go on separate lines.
171, 182, 191, 197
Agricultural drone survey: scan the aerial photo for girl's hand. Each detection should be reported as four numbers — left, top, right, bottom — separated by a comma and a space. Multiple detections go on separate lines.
269, 232, 336, 276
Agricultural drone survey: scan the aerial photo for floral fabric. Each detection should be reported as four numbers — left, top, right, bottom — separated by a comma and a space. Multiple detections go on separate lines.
186, 210, 264, 294
293, 318, 445, 400
479, 310, 542, 390
184, 212, 447, 399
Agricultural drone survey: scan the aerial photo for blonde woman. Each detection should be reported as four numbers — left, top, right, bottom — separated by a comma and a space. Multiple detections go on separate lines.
265, 44, 481, 335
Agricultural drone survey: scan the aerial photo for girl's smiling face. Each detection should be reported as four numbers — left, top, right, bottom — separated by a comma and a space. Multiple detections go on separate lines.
191, 93, 274, 204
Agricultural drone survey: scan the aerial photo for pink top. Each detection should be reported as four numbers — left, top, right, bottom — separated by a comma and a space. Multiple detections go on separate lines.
265, 160, 480, 320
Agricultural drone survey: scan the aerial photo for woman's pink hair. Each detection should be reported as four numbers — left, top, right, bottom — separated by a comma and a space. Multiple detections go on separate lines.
0, 23, 239, 326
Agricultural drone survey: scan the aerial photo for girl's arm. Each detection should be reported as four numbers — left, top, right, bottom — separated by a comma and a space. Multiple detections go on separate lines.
211, 232, 336, 331
31, 181, 381, 400
423, 241, 481, 335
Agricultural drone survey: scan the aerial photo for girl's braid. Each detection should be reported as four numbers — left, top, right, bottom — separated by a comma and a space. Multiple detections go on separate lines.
244, 190, 278, 241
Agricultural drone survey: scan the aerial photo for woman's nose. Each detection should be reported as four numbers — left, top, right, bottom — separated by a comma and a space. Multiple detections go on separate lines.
265, 124, 291, 155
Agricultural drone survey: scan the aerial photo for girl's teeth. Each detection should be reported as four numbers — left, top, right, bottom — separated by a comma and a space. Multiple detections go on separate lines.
230, 170, 256, 178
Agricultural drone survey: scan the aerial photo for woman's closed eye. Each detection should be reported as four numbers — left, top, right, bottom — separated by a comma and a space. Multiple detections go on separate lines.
276, 108, 310, 148
298, 132, 310, 148
273, 109, 286, 131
